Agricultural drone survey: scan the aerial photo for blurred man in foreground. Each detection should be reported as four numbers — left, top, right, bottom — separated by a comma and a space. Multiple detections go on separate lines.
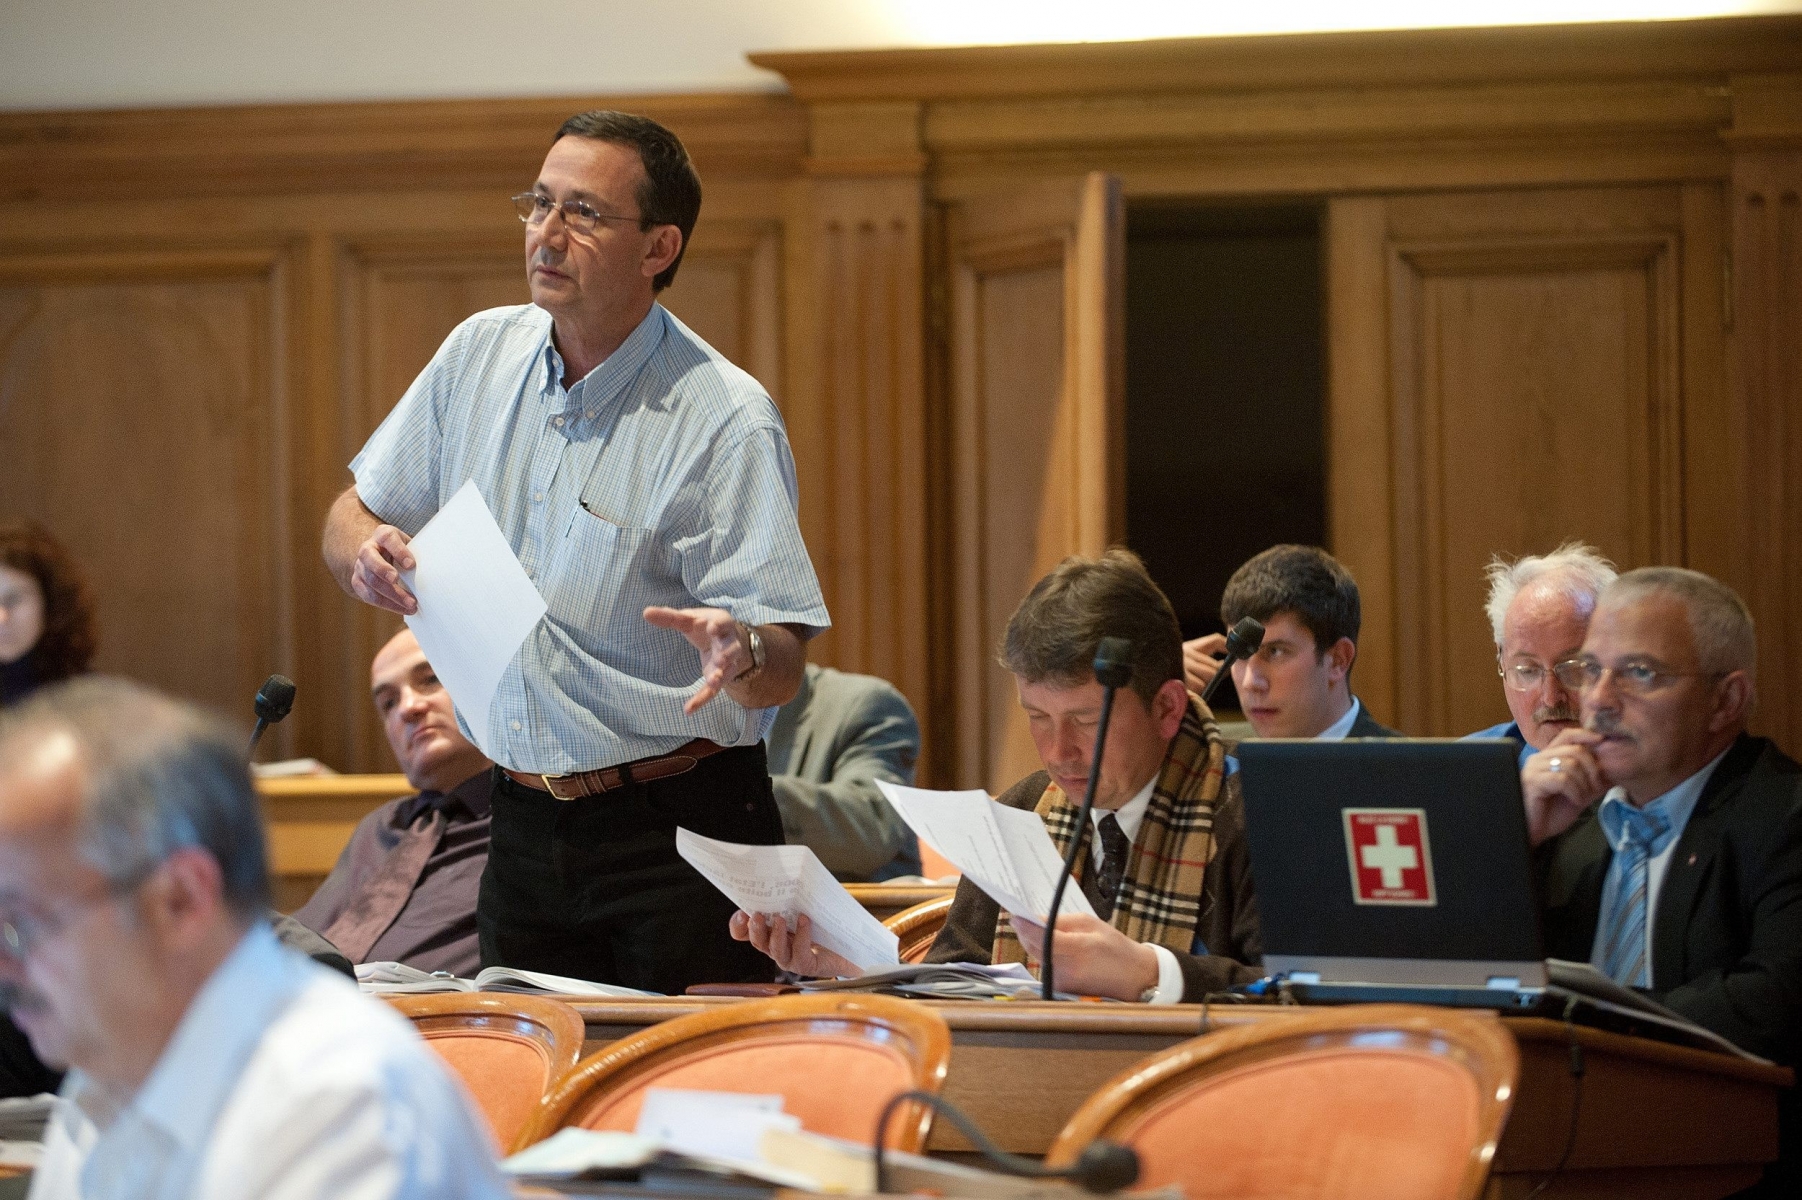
0, 678, 504, 1200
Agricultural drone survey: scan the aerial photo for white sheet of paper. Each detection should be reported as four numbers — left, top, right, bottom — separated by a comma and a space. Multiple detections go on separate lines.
675, 829, 900, 970
635, 1089, 799, 1163
400, 480, 547, 759
876, 782, 1096, 923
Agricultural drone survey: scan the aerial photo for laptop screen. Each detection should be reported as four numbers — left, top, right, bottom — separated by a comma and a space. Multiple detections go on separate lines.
1236, 739, 1545, 985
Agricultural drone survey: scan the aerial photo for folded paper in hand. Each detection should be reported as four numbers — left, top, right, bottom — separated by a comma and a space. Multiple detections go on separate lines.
675, 829, 900, 970
876, 782, 1096, 923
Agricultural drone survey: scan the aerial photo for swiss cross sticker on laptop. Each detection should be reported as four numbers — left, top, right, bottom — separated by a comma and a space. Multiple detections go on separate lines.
1342, 808, 1437, 906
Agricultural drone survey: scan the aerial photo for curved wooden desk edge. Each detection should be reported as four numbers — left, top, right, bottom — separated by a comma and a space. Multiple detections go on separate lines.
1504, 1014, 1794, 1087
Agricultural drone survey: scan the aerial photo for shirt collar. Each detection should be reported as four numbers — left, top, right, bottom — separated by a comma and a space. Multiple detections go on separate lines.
398, 767, 494, 825
1092, 775, 1158, 845
1596, 747, 1730, 857
538, 303, 668, 416
68, 922, 311, 1151
1316, 696, 1362, 742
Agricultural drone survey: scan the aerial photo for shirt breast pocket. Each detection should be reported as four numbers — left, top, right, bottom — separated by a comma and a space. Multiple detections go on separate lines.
550, 507, 658, 634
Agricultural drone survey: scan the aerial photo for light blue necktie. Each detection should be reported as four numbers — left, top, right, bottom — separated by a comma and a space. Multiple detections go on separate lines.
1595, 796, 1678, 988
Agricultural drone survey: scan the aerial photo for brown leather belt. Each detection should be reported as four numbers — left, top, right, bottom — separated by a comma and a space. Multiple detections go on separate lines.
503, 738, 728, 801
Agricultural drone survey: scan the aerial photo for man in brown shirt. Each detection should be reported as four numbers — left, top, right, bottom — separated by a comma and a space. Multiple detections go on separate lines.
294, 630, 493, 975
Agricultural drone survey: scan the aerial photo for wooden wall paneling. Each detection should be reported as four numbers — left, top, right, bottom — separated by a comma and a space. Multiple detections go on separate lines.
1375, 187, 1691, 738
946, 174, 1124, 792
1731, 146, 1802, 752
0, 244, 297, 747
1325, 197, 1400, 731
784, 100, 932, 775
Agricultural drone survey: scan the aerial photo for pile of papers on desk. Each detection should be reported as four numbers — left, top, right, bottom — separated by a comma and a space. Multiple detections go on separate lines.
0, 1095, 56, 1171
355, 962, 659, 998
800, 962, 1076, 1001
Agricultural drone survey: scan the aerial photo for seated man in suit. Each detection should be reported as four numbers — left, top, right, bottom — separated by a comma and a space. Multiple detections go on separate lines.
1522, 567, 1800, 1195
735, 550, 1260, 1002
767, 663, 922, 881
295, 628, 492, 975
1185, 544, 1396, 739
0, 678, 505, 1200
1468, 542, 1617, 766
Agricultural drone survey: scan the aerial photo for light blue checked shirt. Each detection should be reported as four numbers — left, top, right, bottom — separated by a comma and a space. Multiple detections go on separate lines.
351, 302, 830, 774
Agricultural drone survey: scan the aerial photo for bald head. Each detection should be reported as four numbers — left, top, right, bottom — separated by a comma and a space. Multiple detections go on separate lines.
371, 629, 490, 793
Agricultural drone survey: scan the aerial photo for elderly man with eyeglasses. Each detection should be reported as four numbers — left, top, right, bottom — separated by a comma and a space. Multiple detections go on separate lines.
1522, 567, 1802, 1196
1468, 543, 1618, 765
322, 111, 828, 994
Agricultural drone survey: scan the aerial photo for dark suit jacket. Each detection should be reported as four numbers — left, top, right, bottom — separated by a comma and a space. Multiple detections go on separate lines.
1536, 733, 1802, 1194
1347, 699, 1401, 739
924, 769, 1262, 999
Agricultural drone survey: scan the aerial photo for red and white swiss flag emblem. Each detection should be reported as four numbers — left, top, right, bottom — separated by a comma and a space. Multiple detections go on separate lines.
1343, 808, 1437, 906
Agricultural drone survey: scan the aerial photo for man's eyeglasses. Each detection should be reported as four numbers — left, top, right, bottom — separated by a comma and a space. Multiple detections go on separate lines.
0, 872, 151, 961
1548, 657, 1724, 697
510, 192, 644, 236
1498, 659, 1585, 693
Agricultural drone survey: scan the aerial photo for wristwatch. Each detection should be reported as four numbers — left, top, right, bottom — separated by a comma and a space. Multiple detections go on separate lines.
733, 622, 766, 684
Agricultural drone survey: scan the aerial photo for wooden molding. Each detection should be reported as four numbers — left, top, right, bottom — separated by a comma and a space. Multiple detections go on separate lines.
0, 92, 806, 201
752, 17, 1802, 103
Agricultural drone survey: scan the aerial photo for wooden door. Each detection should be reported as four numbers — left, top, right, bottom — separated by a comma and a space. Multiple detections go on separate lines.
1328, 183, 1728, 737
945, 173, 1125, 792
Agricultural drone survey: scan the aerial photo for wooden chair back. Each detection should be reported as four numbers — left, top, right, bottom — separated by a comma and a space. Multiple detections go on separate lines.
517, 993, 951, 1153
883, 894, 954, 963
386, 992, 587, 1153
1046, 1004, 1518, 1200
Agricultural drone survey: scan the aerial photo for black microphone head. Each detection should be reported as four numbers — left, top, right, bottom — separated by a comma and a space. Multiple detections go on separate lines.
1072, 1141, 1140, 1193
1222, 616, 1265, 660
254, 674, 297, 724
1091, 637, 1135, 690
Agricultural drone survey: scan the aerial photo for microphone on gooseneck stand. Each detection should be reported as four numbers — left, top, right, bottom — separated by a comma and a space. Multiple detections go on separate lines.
1041, 637, 1135, 1003
247, 674, 297, 758
872, 1090, 1139, 1195
1199, 617, 1266, 708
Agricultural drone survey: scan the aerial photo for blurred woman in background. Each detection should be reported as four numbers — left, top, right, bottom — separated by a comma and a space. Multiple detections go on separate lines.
0, 519, 97, 708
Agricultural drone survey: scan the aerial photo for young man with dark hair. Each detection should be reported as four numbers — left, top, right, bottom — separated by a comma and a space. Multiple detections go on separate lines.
1187, 544, 1397, 740
736, 549, 1261, 1002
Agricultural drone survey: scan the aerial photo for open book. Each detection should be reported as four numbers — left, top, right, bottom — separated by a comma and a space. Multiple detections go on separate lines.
356, 961, 661, 998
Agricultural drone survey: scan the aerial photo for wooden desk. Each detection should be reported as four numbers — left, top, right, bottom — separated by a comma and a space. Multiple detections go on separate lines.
258, 774, 410, 911
563, 998, 1791, 1199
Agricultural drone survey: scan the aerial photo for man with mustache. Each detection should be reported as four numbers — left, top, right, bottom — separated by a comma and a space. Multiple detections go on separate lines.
1469, 542, 1617, 765
323, 111, 828, 993
294, 629, 493, 975
1522, 568, 1802, 1195
0, 679, 506, 1199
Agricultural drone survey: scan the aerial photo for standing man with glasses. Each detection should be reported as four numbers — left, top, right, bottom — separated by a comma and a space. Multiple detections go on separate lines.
1520, 568, 1802, 1195
1468, 542, 1617, 765
322, 111, 830, 995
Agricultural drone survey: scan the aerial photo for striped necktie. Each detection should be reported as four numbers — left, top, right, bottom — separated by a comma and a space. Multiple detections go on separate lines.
1595, 795, 1677, 988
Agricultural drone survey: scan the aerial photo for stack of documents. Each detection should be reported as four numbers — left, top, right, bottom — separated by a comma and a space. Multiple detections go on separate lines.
800, 962, 1071, 1000
356, 961, 659, 998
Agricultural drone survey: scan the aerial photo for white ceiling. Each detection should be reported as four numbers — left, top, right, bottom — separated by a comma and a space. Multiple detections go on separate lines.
3, 0, 1799, 111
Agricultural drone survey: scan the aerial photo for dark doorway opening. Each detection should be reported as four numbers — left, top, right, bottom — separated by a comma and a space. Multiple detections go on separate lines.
1124, 203, 1327, 712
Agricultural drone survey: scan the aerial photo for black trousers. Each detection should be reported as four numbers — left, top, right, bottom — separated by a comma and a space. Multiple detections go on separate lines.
477, 744, 783, 995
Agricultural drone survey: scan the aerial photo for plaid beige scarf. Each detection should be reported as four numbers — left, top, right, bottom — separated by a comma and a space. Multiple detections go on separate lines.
993, 693, 1226, 967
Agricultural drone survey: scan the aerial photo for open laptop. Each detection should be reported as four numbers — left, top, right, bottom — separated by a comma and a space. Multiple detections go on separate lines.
1235, 738, 1548, 1007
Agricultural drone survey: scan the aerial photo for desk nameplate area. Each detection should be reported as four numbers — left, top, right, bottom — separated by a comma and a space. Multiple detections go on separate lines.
560, 998, 1791, 1200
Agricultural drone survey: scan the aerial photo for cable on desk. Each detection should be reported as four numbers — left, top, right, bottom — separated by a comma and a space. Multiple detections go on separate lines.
1524, 994, 1586, 1200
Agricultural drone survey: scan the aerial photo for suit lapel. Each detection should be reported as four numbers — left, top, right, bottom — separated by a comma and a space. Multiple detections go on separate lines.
1651, 735, 1757, 990
1541, 812, 1611, 961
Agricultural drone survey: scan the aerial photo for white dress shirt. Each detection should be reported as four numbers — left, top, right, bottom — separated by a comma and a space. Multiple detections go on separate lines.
31, 923, 507, 1200
1087, 778, 1188, 1004
1315, 697, 1362, 741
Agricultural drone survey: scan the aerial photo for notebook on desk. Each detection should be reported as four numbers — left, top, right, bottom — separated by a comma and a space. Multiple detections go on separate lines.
1236, 738, 1547, 1005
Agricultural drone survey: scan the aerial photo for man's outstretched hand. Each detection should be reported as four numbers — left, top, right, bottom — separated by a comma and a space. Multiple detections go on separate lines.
643, 606, 747, 713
